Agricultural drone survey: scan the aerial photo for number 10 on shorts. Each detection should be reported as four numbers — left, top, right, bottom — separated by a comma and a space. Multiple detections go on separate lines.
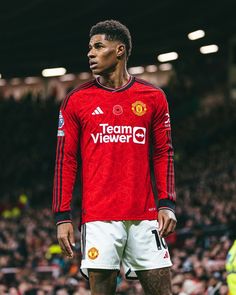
152, 229, 167, 250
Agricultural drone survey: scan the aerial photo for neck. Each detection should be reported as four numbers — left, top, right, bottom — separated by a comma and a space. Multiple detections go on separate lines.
98, 64, 130, 89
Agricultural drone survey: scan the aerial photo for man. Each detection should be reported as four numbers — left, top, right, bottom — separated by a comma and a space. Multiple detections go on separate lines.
226, 239, 236, 294
53, 20, 177, 295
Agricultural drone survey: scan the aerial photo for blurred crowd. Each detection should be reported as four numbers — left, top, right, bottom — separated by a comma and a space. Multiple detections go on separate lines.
0, 79, 236, 294
0, 198, 234, 295
1, 152, 235, 295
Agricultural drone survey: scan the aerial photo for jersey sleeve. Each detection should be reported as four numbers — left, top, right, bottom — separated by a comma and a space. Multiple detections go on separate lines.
52, 94, 80, 225
151, 90, 176, 212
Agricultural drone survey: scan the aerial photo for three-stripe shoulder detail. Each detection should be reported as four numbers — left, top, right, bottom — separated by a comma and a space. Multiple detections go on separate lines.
135, 77, 164, 92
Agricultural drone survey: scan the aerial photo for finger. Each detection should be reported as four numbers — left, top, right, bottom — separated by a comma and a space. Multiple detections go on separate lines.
169, 219, 177, 232
58, 239, 68, 256
60, 247, 67, 257
164, 219, 176, 237
158, 214, 164, 233
58, 238, 69, 256
63, 238, 73, 257
160, 218, 171, 238
59, 237, 73, 257
69, 229, 75, 249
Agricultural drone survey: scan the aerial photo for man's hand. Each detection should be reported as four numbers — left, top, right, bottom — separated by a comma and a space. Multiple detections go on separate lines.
158, 209, 177, 238
57, 222, 75, 258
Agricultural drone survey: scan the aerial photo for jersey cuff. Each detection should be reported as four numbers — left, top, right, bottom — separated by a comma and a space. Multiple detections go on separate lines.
54, 211, 72, 225
158, 199, 175, 212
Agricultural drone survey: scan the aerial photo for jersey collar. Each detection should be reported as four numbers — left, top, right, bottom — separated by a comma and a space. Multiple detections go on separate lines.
95, 75, 135, 92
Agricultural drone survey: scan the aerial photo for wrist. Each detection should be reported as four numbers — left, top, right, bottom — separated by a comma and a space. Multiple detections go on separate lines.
158, 199, 175, 212
54, 211, 72, 225
56, 220, 72, 226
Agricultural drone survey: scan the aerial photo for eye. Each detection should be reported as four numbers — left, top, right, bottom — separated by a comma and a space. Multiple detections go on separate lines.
94, 43, 103, 49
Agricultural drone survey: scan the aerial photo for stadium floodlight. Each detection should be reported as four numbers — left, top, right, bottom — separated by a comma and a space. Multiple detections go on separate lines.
60, 74, 76, 82
25, 77, 40, 84
0, 79, 6, 86
79, 72, 91, 80
128, 66, 145, 75
159, 63, 172, 71
42, 67, 66, 77
145, 65, 158, 73
200, 44, 219, 54
157, 52, 178, 62
188, 30, 205, 40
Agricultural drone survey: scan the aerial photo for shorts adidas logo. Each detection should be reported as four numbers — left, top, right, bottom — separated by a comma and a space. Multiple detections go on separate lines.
92, 107, 104, 115
163, 251, 169, 259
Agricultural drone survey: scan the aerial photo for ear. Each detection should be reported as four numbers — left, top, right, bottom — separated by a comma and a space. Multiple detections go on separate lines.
116, 44, 126, 59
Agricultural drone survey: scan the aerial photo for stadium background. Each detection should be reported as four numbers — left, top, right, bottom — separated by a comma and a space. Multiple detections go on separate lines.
0, 0, 236, 294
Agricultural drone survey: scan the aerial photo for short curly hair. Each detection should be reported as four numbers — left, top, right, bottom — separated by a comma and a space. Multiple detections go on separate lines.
89, 20, 132, 58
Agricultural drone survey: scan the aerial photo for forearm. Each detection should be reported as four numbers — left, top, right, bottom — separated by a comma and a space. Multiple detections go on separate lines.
153, 157, 176, 212
52, 95, 80, 225
153, 132, 176, 211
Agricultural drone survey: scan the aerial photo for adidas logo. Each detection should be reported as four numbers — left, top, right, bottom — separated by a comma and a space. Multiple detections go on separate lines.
92, 107, 104, 115
163, 251, 169, 259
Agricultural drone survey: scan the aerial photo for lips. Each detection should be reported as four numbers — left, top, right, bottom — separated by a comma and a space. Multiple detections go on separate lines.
89, 61, 98, 69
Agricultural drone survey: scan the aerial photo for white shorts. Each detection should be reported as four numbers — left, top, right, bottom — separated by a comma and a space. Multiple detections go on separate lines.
80, 220, 172, 279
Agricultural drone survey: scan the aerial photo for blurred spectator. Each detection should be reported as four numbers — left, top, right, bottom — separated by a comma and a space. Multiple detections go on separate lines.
226, 240, 236, 295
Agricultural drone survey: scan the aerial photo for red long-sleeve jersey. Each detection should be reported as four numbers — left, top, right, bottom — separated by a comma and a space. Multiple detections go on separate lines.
52, 76, 176, 225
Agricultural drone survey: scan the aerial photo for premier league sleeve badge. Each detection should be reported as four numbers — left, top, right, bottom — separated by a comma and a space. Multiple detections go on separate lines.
58, 110, 64, 129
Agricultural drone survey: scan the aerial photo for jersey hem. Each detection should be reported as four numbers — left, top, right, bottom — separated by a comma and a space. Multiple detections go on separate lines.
81, 214, 158, 224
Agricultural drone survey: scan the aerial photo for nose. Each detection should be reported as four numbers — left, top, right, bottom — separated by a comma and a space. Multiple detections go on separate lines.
88, 48, 95, 59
